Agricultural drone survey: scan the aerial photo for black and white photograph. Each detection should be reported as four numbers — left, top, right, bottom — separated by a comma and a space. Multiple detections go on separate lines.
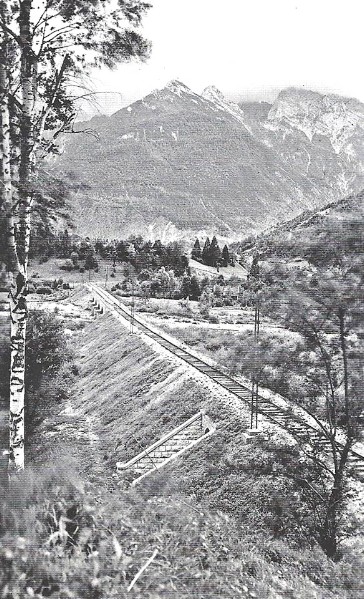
0, 0, 363, 597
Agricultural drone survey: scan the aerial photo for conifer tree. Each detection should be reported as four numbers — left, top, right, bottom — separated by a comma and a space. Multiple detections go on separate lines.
59, 229, 71, 258
222, 244, 230, 267
180, 274, 192, 299
202, 237, 211, 265
249, 253, 260, 280
189, 275, 201, 301
191, 238, 202, 262
84, 249, 98, 271
210, 236, 221, 268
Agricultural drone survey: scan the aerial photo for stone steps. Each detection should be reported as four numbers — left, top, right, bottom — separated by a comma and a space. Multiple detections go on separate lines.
117, 411, 215, 485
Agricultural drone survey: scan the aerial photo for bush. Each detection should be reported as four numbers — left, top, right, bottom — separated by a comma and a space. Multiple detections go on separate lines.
25, 311, 75, 434
36, 287, 52, 295
60, 259, 74, 272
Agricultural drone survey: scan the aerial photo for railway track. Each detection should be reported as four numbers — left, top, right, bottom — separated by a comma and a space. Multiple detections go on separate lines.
87, 283, 364, 478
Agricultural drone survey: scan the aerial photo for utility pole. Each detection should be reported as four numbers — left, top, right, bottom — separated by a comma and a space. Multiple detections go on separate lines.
249, 252, 261, 430
250, 293, 260, 429
130, 279, 135, 334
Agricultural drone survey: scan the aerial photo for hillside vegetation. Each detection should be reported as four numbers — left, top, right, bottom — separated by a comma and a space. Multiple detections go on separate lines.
0, 283, 363, 596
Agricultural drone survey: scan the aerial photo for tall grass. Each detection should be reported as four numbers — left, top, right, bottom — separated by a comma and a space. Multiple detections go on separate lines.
1, 455, 361, 598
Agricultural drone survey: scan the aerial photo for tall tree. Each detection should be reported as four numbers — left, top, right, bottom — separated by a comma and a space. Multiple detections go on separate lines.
210, 235, 221, 268
191, 238, 202, 262
58, 228, 71, 258
0, 0, 151, 471
222, 244, 229, 267
249, 253, 260, 280
189, 275, 201, 301
260, 210, 364, 558
202, 237, 211, 266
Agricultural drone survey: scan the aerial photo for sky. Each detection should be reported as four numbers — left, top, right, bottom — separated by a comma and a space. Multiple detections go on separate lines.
85, 0, 363, 116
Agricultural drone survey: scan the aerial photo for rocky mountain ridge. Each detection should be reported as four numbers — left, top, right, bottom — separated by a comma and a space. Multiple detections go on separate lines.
53, 81, 364, 241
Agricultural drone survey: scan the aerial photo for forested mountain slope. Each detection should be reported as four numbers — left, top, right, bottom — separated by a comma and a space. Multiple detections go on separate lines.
53, 82, 364, 241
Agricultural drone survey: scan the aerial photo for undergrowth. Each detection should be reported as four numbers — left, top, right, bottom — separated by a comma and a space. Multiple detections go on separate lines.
1, 456, 362, 599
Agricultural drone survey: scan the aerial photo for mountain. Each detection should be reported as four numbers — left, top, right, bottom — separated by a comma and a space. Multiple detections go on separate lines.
53, 81, 364, 241
235, 189, 364, 259
241, 88, 364, 197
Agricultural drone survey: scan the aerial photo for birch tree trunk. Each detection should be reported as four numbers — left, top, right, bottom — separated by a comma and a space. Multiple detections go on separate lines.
7, 0, 34, 471
0, 1, 26, 471
9, 273, 27, 471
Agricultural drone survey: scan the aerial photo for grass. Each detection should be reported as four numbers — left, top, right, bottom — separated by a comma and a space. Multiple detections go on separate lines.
1, 446, 362, 599
28, 256, 115, 286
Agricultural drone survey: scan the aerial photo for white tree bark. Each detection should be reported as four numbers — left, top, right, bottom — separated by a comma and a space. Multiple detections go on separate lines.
0, 2, 26, 471
9, 275, 27, 471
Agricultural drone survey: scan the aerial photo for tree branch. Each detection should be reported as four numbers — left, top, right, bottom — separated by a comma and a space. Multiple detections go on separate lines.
0, 19, 21, 45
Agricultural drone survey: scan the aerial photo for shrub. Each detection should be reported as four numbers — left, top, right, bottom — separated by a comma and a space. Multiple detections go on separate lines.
24, 311, 75, 434
84, 252, 98, 271
60, 259, 74, 271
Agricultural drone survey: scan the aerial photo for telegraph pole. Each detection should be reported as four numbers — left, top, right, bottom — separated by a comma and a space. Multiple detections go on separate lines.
249, 253, 261, 430
130, 279, 135, 334
250, 293, 260, 429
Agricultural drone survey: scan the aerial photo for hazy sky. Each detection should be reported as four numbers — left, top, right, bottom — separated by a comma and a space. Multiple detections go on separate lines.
85, 0, 363, 116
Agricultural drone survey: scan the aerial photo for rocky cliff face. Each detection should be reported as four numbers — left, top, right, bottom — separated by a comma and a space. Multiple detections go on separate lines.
53, 82, 364, 240
242, 88, 364, 199
268, 88, 364, 151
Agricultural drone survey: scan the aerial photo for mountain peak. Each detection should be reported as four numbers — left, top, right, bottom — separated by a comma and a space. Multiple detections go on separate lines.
201, 85, 226, 102
202, 85, 245, 124
164, 80, 194, 96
